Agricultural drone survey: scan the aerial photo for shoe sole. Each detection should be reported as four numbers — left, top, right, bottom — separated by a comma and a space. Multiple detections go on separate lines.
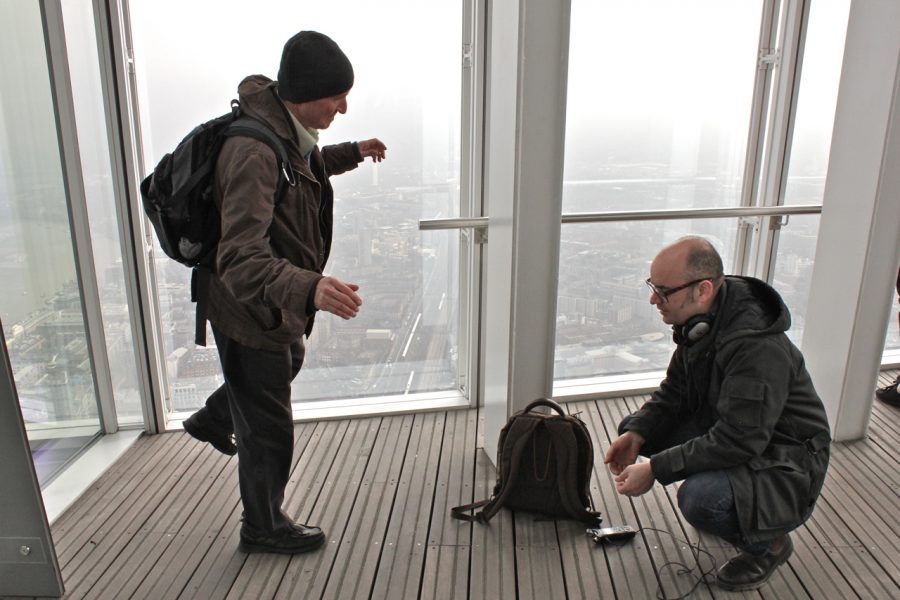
716, 542, 793, 592
239, 534, 325, 555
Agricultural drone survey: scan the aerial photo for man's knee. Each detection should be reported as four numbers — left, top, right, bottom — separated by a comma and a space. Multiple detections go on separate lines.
677, 471, 734, 527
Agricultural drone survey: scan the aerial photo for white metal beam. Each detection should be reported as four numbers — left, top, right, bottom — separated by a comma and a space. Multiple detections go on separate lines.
802, 0, 900, 440
482, 0, 571, 460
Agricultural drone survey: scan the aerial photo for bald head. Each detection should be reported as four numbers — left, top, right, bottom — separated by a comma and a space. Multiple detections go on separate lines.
648, 236, 724, 325
656, 236, 724, 283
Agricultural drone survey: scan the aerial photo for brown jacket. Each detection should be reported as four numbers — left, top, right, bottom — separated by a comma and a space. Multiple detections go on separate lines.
207, 75, 362, 350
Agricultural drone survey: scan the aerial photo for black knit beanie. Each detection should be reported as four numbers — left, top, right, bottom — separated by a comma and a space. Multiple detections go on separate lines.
277, 31, 354, 103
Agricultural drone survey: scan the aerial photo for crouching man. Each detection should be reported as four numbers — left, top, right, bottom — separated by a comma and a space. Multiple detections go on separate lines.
605, 236, 830, 591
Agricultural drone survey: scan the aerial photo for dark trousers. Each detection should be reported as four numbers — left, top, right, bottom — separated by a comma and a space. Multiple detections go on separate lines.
203, 325, 304, 534
619, 414, 769, 555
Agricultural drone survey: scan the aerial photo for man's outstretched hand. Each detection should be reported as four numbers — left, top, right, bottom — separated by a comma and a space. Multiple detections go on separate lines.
358, 138, 387, 162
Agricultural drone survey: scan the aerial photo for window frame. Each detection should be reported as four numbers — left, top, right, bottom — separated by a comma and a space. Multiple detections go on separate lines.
111, 0, 486, 429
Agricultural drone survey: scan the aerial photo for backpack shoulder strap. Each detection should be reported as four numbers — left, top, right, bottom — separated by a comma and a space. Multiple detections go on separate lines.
225, 117, 296, 191
191, 266, 212, 346
450, 416, 541, 523
190, 117, 293, 346
544, 418, 601, 523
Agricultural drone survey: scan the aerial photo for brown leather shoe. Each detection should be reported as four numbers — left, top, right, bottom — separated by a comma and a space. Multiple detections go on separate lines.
716, 534, 793, 591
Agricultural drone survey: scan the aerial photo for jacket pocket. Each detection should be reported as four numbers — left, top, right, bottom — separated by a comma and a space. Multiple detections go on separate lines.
721, 376, 765, 429
747, 453, 811, 531
244, 303, 282, 332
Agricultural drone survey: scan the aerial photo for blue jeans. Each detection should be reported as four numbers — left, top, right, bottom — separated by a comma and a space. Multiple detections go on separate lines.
677, 470, 769, 555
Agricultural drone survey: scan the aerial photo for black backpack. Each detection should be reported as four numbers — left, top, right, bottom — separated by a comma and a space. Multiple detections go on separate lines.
451, 398, 602, 525
139, 100, 294, 345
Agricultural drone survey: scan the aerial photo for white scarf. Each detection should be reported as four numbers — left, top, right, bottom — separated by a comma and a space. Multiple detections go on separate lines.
288, 110, 319, 161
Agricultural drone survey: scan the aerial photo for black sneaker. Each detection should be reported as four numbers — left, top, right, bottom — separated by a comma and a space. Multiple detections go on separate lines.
182, 412, 237, 456
239, 523, 325, 555
716, 534, 793, 592
875, 377, 900, 407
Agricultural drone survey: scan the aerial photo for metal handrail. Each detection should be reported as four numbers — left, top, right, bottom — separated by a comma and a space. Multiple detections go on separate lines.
418, 204, 822, 230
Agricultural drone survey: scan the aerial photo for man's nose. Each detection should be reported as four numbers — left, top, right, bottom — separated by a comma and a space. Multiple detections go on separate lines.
337, 98, 347, 114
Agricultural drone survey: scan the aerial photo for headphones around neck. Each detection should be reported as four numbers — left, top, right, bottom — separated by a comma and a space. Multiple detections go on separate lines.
674, 314, 713, 346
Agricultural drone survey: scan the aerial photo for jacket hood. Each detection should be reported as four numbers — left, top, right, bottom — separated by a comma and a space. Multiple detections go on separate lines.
712, 276, 791, 347
236, 75, 297, 143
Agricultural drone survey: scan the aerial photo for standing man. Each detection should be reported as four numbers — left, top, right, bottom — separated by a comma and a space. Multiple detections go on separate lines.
182, 31, 387, 555
605, 236, 830, 592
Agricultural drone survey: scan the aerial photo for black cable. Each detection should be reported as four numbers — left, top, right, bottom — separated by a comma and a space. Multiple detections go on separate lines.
591, 525, 719, 600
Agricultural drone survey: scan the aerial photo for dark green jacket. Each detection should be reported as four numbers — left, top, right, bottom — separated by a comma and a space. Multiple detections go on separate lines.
623, 276, 831, 543
207, 75, 362, 350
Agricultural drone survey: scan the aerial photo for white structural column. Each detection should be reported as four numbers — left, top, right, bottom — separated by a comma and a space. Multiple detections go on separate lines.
482, 0, 571, 460
802, 0, 900, 440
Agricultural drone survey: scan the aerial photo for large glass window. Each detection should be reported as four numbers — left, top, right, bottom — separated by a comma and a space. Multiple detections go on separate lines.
61, 0, 143, 425
556, 0, 763, 383
0, 0, 103, 485
774, 0, 851, 344
129, 0, 464, 418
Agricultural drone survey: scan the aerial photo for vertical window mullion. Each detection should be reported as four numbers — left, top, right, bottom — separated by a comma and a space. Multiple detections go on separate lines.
733, 0, 782, 276
755, 0, 808, 282
42, 0, 116, 432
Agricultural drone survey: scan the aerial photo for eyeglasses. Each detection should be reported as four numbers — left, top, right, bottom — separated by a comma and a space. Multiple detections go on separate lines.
645, 277, 711, 305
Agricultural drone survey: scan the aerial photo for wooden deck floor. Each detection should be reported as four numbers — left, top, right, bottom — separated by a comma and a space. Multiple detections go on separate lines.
32, 372, 900, 599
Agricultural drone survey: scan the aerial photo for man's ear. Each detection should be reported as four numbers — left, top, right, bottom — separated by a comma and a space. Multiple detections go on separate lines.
697, 279, 717, 303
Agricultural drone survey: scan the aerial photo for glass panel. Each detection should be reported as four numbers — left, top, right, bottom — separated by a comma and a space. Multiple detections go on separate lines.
555, 219, 739, 382
564, 0, 763, 213
0, 1, 102, 485
774, 0, 851, 345
556, 0, 761, 382
60, 0, 143, 424
129, 0, 463, 415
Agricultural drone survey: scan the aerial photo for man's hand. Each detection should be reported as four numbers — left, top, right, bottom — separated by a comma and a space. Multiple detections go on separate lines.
358, 138, 387, 162
614, 461, 655, 497
314, 276, 362, 319
604, 430, 645, 475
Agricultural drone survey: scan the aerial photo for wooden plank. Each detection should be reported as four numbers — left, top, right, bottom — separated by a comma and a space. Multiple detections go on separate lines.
180, 421, 330, 600
135, 422, 318, 599
557, 400, 620, 600
612, 397, 716, 600
321, 414, 414, 599
590, 396, 677, 600
419, 408, 477, 600
838, 436, 900, 500
82, 444, 234, 599
801, 494, 895, 598
35, 394, 900, 599
50, 432, 172, 563
469, 409, 516, 600
220, 419, 353, 599
807, 447, 900, 591
270, 418, 382, 599
59, 434, 200, 599
370, 412, 447, 600
514, 516, 567, 600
